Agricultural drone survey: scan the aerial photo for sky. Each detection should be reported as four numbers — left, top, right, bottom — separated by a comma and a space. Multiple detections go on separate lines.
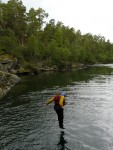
2, 0, 113, 43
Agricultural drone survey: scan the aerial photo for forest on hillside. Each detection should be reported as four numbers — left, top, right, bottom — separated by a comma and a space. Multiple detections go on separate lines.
1, 0, 113, 68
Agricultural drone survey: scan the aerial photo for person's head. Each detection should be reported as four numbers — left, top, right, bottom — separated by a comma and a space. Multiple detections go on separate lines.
55, 91, 60, 95
61, 92, 67, 97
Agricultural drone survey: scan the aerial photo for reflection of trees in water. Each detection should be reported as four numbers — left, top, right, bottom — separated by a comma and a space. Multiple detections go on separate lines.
57, 131, 67, 150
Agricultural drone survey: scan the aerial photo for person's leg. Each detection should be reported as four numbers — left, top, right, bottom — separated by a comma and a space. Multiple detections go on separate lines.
56, 108, 64, 128
54, 105, 64, 128
58, 109, 64, 128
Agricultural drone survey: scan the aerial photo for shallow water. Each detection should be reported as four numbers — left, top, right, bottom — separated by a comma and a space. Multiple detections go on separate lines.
1, 65, 113, 150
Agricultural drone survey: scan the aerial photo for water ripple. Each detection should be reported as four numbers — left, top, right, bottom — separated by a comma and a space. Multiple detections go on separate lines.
1, 70, 113, 149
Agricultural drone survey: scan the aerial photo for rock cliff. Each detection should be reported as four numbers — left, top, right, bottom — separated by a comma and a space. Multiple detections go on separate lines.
0, 54, 20, 100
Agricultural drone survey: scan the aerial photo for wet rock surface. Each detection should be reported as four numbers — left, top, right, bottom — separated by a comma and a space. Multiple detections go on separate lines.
0, 54, 20, 100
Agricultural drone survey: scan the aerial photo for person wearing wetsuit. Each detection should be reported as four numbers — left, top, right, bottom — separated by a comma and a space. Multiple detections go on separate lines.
47, 92, 66, 129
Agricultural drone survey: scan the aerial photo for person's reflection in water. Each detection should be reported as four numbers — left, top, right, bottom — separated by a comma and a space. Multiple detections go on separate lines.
57, 131, 67, 150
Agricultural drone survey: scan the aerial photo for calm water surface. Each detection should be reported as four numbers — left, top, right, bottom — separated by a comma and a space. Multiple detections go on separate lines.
1, 65, 113, 150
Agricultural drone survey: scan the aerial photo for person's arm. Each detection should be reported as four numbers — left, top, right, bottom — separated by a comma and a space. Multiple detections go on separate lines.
47, 97, 54, 105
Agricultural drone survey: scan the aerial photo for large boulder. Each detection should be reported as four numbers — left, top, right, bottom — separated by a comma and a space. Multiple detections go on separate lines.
0, 54, 18, 73
0, 71, 20, 100
0, 54, 20, 100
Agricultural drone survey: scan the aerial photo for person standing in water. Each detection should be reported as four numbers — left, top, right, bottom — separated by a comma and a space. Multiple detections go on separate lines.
47, 92, 66, 129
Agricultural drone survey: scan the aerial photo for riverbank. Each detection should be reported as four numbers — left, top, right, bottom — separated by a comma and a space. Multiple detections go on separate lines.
17, 62, 85, 75
0, 54, 20, 100
0, 53, 85, 100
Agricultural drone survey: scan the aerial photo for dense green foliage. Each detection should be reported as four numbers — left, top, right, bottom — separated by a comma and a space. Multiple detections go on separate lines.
1, 0, 113, 68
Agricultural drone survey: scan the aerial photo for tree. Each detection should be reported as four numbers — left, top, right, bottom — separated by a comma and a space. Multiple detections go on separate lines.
0, 0, 27, 45
0, 29, 18, 54
27, 8, 48, 36
24, 35, 39, 62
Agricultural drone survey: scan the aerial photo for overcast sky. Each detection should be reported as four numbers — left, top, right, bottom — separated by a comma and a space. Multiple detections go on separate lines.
2, 0, 113, 43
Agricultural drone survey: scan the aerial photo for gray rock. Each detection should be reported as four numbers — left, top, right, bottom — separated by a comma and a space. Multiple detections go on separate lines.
0, 54, 20, 100
0, 54, 18, 72
0, 71, 20, 100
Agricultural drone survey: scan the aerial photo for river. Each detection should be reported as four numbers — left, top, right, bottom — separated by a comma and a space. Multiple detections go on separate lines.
1, 65, 113, 150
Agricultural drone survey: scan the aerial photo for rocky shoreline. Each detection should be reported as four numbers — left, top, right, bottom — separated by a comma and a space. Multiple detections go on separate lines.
0, 53, 85, 100
0, 54, 20, 100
